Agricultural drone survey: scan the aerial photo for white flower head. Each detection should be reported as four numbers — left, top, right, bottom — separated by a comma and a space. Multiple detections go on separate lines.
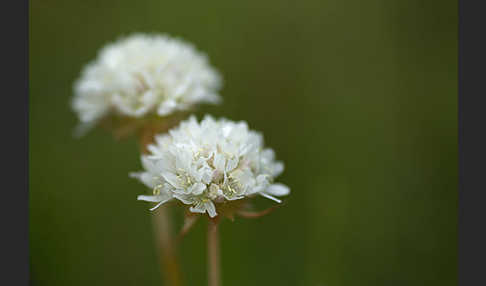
132, 115, 290, 218
72, 33, 222, 129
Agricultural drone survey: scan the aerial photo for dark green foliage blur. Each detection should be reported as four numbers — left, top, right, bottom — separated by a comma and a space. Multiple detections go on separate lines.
29, 0, 457, 285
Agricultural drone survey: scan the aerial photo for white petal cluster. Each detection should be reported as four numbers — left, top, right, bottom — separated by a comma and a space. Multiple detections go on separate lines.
132, 115, 290, 217
72, 33, 222, 125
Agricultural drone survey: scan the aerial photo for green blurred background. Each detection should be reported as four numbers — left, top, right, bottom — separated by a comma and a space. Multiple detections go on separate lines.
29, 0, 457, 285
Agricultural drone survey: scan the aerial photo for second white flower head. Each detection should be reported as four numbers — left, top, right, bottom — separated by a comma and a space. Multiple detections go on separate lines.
72, 33, 222, 125
132, 115, 290, 217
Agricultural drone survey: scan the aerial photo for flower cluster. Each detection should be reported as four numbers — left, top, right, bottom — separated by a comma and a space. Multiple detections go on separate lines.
131, 115, 290, 217
72, 33, 222, 126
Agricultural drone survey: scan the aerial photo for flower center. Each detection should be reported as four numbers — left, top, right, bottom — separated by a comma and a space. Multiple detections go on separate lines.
221, 176, 242, 198
177, 169, 194, 188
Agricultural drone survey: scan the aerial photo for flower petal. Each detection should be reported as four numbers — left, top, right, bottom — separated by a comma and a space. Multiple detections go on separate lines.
226, 157, 239, 172
189, 205, 206, 214
213, 153, 226, 172
259, 192, 282, 203
157, 99, 177, 116
272, 162, 284, 176
190, 183, 207, 195
161, 171, 182, 189
149, 201, 165, 211
137, 193, 173, 211
137, 195, 161, 202
266, 183, 290, 196
130, 172, 156, 188
205, 201, 217, 218
173, 193, 193, 205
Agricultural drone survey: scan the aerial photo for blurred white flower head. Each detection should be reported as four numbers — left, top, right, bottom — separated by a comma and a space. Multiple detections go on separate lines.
132, 115, 290, 217
72, 33, 222, 127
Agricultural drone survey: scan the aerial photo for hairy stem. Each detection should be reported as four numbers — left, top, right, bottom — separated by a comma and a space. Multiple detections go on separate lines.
207, 218, 221, 286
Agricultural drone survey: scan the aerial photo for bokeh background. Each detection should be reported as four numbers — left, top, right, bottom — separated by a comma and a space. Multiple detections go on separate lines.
29, 0, 457, 285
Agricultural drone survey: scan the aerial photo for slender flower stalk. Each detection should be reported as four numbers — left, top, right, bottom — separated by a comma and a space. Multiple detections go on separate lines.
207, 218, 221, 286
153, 206, 183, 286
140, 126, 183, 286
